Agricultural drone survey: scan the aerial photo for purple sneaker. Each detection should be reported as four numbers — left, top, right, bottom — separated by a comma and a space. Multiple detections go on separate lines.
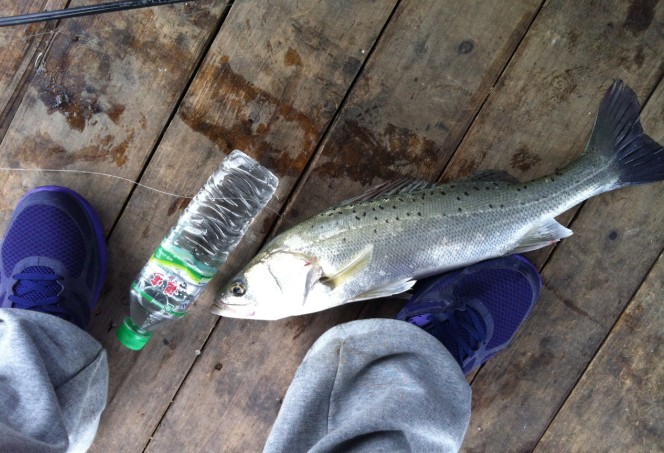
396, 255, 541, 374
0, 186, 107, 329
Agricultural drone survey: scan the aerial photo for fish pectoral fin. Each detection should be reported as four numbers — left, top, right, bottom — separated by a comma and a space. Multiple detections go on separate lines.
351, 278, 417, 302
510, 218, 573, 254
320, 245, 373, 289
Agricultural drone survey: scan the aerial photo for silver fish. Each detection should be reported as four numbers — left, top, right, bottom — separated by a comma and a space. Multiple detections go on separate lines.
212, 80, 664, 320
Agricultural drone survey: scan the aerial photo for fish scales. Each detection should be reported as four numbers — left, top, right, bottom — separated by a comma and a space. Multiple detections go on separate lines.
280, 162, 607, 292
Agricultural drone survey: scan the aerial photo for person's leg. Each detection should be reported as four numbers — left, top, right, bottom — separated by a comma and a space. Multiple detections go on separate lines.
264, 318, 471, 453
0, 186, 108, 453
264, 255, 540, 453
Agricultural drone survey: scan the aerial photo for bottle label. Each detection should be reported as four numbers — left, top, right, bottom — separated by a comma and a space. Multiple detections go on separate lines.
132, 247, 215, 315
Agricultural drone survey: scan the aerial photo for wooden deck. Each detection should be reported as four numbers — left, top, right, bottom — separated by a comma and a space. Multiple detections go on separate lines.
0, 0, 662, 451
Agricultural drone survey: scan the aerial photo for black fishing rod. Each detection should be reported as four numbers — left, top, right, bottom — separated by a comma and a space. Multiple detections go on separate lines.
0, 0, 198, 27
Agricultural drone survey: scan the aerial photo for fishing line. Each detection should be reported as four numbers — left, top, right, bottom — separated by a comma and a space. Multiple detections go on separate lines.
0, 0, 198, 27
0, 167, 283, 217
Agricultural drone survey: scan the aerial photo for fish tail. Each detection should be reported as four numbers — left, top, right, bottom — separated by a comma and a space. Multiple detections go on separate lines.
585, 80, 664, 188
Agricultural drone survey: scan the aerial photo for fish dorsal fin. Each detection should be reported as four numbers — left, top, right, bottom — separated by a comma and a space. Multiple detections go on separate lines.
350, 278, 417, 302
339, 178, 436, 206
460, 170, 520, 183
510, 218, 573, 254
321, 245, 373, 289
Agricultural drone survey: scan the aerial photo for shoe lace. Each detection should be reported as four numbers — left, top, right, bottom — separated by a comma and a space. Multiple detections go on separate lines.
9, 270, 69, 318
445, 307, 487, 361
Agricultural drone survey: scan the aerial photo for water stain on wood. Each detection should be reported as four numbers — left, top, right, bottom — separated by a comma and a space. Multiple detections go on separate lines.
285, 315, 314, 341
178, 57, 318, 178
510, 147, 542, 172
35, 3, 217, 133
316, 119, 441, 185
167, 197, 191, 216
17, 130, 132, 167
284, 47, 303, 67
623, 0, 656, 34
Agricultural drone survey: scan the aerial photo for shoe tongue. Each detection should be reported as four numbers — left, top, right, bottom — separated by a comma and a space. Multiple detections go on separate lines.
14, 266, 61, 302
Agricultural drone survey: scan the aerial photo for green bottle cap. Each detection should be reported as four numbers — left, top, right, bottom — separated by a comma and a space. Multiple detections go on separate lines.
117, 317, 152, 350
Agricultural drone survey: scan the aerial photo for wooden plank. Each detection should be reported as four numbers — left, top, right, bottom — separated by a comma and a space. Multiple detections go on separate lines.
0, 1, 68, 131
461, 78, 664, 451
275, 0, 542, 230
0, 0, 226, 231
88, 1, 400, 451
535, 251, 664, 451
145, 1, 544, 451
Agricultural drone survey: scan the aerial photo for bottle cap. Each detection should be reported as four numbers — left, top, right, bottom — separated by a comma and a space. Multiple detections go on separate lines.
117, 317, 152, 350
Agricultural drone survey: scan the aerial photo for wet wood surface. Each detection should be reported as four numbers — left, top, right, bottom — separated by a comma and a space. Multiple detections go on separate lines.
0, 0, 661, 451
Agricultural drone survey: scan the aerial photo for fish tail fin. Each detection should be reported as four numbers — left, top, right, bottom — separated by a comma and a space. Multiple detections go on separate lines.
585, 80, 664, 188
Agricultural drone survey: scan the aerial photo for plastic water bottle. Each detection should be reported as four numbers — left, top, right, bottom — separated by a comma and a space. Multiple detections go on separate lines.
116, 150, 278, 350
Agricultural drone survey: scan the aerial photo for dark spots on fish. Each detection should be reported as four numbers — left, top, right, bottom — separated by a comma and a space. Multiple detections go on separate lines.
385, 219, 389, 223
517, 188, 521, 192
623, 0, 656, 34
493, 182, 499, 186
456, 196, 461, 201
355, 216, 360, 220
363, 212, 367, 217
523, 185, 528, 190
458, 40, 474, 54
458, 208, 462, 212
464, 192, 469, 196
379, 205, 385, 210
352, 209, 356, 213
374, 216, 378, 220
609, 231, 618, 240
474, 186, 480, 191
214, 362, 223, 371
421, 194, 426, 200
440, 191, 446, 195
392, 205, 397, 209
398, 197, 404, 202
489, 204, 494, 208
450, 184, 456, 188
406, 212, 411, 216
373, 229, 377, 234
550, 177, 556, 182
342, 237, 347, 242
429, 191, 435, 195
396, 216, 400, 221
417, 212, 422, 217
372, 207, 376, 211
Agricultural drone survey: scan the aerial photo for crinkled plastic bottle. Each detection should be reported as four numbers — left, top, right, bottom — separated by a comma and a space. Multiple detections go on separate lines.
116, 150, 278, 350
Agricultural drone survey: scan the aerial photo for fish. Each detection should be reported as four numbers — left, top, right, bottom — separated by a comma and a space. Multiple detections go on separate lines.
212, 80, 664, 320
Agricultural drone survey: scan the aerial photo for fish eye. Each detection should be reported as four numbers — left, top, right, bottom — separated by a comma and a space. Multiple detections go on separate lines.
230, 280, 246, 297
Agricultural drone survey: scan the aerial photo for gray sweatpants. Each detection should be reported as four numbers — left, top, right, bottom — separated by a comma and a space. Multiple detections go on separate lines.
264, 319, 472, 452
0, 312, 470, 452
0, 309, 107, 453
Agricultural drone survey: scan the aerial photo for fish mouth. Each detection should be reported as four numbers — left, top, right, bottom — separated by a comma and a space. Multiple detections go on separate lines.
211, 301, 256, 318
